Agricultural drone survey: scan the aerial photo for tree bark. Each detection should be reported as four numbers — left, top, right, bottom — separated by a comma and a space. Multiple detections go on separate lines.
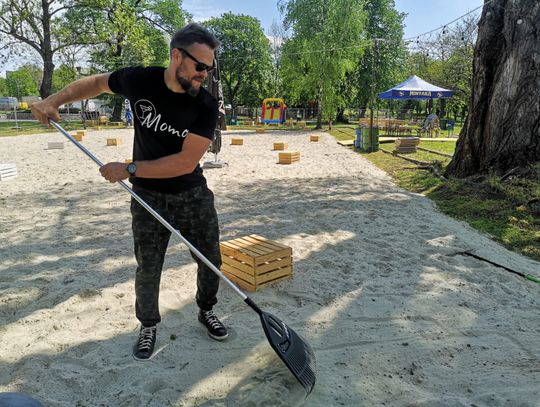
316, 84, 323, 129
336, 107, 347, 123
39, 0, 55, 98
446, 0, 540, 177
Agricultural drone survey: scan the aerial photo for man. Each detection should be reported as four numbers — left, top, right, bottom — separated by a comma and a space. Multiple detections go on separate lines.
31, 23, 228, 361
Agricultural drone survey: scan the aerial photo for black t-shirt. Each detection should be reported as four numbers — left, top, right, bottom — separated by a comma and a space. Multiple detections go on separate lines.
108, 66, 218, 193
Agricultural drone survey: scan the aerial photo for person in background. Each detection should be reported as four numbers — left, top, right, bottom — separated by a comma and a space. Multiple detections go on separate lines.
124, 98, 133, 127
31, 23, 228, 361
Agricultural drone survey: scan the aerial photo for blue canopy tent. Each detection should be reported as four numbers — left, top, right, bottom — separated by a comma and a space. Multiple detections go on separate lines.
376, 75, 455, 136
378, 75, 454, 100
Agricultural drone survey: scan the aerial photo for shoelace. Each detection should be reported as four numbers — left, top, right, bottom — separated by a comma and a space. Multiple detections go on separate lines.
137, 326, 156, 350
202, 310, 223, 330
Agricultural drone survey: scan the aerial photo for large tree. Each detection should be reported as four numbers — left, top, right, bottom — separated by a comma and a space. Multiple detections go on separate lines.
80, 0, 189, 119
204, 13, 272, 109
267, 20, 288, 99
0, 0, 96, 98
279, 0, 366, 128
446, 0, 540, 177
348, 0, 406, 118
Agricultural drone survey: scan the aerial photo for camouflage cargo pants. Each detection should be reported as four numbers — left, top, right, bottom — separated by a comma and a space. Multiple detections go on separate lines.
130, 184, 221, 326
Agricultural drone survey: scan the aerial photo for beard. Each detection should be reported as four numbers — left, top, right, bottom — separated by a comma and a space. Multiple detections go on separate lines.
176, 69, 200, 97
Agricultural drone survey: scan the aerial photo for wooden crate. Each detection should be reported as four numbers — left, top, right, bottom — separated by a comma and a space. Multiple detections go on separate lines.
106, 138, 122, 146
278, 151, 300, 164
273, 142, 288, 150
394, 137, 419, 154
220, 235, 292, 292
310, 135, 320, 142
255, 128, 266, 134
47, 141, 64, 150
231, 138, 244, 145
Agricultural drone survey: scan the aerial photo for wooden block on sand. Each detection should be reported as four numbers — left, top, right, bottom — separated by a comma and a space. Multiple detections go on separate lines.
72, 132, 84, 141
106, 138, 122, 146
273, 142, 288, 150
0, 163, 17, 181
47, 141, 64, 150
278, 151, 300, 164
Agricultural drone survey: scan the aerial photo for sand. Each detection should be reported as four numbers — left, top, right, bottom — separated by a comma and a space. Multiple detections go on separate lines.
0, 128, 539, 407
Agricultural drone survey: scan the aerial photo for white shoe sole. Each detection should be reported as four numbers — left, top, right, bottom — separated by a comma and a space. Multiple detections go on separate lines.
207, 331, 229, 341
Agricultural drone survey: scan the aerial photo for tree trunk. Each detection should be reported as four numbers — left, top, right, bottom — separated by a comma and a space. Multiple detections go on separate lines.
39, 0, 54, 98
315, 82, 323, 129
111, 98, 123, 122
336, 107, 347, 123
40, 57, 55, 99
446, 0, 540, 177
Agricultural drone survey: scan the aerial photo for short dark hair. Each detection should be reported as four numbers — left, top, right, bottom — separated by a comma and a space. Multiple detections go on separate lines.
170, 23, 220, 54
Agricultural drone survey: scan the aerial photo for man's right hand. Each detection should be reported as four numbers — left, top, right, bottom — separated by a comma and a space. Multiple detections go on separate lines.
31, 99, 61, 125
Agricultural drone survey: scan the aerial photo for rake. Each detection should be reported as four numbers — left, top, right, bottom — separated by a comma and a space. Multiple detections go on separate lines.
50, 120, 316, 394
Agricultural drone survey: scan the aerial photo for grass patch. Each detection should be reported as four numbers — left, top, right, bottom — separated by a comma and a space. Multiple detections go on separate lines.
431, 177, 540, 260
329, 127, 540, 262
0, 121, 89, 137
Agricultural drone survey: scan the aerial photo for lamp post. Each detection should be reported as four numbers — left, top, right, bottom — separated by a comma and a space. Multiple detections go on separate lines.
11, 80, 21, 130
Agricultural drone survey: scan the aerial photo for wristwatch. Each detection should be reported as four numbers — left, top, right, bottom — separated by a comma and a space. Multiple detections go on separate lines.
126, 162, 137, 177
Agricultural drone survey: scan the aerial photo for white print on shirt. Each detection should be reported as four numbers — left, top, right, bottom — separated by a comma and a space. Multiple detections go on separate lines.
134, 99, 188, 138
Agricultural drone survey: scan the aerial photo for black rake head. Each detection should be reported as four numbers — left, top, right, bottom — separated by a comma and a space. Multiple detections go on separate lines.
260, 312, 317, 395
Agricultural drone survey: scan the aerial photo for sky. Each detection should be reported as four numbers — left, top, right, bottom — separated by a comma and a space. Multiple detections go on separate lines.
184, 0, 485, 39
1, 0, 484, 77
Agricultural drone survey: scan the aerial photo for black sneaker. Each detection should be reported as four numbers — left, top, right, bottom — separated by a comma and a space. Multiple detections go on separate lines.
198, 309, 228, 341
133, 325, 156, 360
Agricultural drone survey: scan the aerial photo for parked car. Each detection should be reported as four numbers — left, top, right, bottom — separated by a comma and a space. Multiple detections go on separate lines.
0, 97, 18, 111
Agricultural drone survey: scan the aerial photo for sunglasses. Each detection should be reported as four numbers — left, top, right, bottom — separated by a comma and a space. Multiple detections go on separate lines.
177, 48, 215, 72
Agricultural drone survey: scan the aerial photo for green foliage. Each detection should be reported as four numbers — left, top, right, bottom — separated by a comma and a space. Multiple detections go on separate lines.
349, 0, 407, 109
398, 15, 477, 118
65, 0, 187, 71
52, 64, 78, 93
5, 68, 39, 97
0, 0, 103, 97
279, 0, 367, 123
66, 0, 188, 119
204, 13, 272, 108
0, 77, 6, 96
431, 177, 540, 261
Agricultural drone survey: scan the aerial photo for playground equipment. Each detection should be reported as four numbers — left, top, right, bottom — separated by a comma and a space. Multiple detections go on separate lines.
261, 98, 286, 124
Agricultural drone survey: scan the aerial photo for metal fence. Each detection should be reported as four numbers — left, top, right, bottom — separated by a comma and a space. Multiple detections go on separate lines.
225, 107, 454, 125
227, 107, 320, 123
0, 103, 463, 129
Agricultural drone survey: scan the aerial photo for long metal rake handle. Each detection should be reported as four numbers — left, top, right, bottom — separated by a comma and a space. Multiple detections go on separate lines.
49, 120, 249, 301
